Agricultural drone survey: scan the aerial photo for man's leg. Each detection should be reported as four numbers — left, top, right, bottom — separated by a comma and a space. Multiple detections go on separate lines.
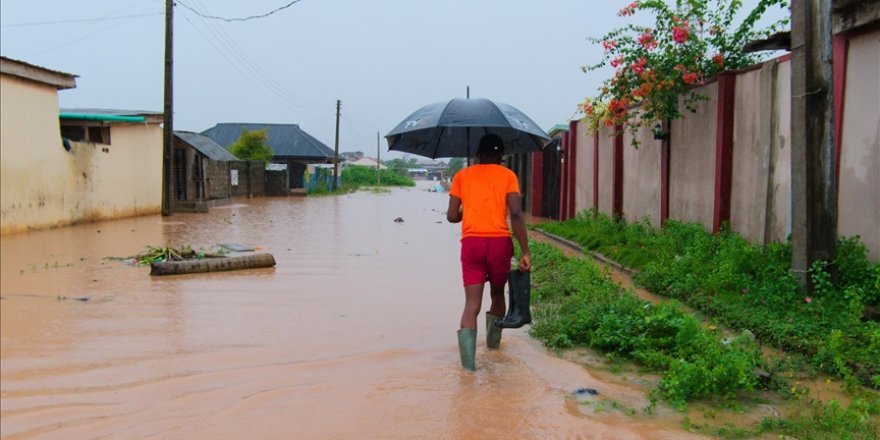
488, 283, 506, 317
460, 283, 484, 330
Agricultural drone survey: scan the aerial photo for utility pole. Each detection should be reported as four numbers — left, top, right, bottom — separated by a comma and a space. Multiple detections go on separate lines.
790, 0, 837, 290
376, 131, 381, 185
161, 0, 174, 216
333, 99, 341, 191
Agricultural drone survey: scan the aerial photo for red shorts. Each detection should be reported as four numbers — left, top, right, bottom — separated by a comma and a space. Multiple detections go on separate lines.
460, 237, 513, 286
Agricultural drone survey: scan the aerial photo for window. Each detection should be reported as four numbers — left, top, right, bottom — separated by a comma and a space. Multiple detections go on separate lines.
60, 124, 111, 144
61, 126, 86, 142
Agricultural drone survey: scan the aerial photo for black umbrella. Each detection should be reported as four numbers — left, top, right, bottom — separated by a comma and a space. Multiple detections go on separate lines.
385, 98, 551, 159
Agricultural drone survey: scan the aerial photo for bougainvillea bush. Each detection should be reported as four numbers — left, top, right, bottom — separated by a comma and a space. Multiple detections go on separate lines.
581, 0, 789, 142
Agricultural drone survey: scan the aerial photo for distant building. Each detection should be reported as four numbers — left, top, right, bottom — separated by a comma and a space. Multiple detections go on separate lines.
202, 123, 334, 189
343, 157, 386, 169
172, 131, 243, 211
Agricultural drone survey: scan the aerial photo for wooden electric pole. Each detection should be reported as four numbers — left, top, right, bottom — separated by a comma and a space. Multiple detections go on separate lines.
333, 99, 341, 191
161, 0, 174, 216
790, 0, 837, 290
376, 131, 381, 185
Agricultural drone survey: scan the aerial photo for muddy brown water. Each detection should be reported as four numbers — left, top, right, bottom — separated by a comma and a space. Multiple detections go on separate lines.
1, 182, 709, 439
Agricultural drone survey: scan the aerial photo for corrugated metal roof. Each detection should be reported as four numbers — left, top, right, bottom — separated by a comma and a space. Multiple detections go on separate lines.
201, 123, 334, 159
174, 131, 237, 161
60, 108, 163, 117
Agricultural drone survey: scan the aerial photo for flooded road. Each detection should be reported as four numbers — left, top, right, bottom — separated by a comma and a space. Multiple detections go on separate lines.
1, 182, 707, 439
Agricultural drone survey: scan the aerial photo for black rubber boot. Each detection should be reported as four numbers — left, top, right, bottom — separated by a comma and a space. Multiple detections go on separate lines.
494, 270, 531, 329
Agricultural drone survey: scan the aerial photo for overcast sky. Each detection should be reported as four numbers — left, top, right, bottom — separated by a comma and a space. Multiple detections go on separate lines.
1, 0, 787, 158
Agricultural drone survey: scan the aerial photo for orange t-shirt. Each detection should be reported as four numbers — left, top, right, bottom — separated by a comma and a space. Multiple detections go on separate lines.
449, 164, 520, 239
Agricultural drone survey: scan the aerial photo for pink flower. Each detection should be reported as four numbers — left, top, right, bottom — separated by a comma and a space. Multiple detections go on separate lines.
630, 57, 647, 75
712, 53, 725, 67
682, 72, 698, 84
602, 40, 617, 52
610, 56, 624, 68
672, 25, 690, 44
638, 32, 657, 50
805, 297, 813, 304
618, 2, 638, 16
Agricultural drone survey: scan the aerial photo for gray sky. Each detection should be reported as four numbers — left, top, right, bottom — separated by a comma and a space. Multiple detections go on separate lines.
0, 0, 787, 158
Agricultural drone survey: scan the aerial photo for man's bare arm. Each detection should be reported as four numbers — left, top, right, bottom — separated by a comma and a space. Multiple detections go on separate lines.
447, 195, 462, 223
506, 192, 531, 271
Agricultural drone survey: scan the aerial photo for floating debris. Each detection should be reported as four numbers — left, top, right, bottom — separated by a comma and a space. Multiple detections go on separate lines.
394, 217, 405, 223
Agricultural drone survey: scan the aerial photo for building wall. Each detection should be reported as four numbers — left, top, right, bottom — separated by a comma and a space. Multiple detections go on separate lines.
229, 161, 266, 197
623, 123, 662, 227
0, 75, 69, 233
574, 122, 594, 215
838, 30, 880, 260
206, 160, 231, 200
74, 123, 162, 220
669, 82, 718, 231
597, 124, 615, 217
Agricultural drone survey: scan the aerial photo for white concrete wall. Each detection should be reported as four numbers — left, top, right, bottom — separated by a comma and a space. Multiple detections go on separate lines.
597, 124, 615, 217
669, 83, 719, 231
838, 30, 880, 261
622, 123, 662, 227
1, 75, 69, 233
574, 121, 594, 215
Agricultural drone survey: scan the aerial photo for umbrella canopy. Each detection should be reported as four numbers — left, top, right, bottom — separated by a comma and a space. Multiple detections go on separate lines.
385, 98, 551, 159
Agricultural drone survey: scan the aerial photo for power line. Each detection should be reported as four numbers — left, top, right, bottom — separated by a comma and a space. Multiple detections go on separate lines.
184, 0, 327, 113
1, 12, 163, 28
178, 7, 330, 118
175, 0, 304, 22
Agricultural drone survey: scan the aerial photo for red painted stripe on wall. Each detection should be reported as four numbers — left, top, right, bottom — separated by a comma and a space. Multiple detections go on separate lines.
568, 120, 578, 219
593, 131, 599, 211
612, 126, 624, 219
833, 35, 848, 193
660, 119, 670, 224
531, 150, 543, 216
712, 73, 736, 233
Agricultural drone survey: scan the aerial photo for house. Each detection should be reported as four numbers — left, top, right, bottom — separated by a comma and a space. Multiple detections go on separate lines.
1, 57, 163, 233
414, 157, 448, 180
201, 123, 335, 190
172, 131, 239, 211
343, 157, 386, 169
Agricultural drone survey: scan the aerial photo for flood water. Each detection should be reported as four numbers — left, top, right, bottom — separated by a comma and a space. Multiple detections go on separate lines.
1, 182, 708, 439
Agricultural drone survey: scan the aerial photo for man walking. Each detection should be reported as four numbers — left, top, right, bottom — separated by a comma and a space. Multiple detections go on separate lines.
447, 134, 531, 371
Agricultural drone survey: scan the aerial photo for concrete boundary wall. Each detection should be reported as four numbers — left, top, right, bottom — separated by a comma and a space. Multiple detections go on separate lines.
556, 28, 878, 261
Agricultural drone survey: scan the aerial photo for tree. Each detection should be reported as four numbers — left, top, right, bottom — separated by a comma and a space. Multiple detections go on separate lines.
447, 157, 465, 179
581, 0, 789, 146
229, 129, 274, 164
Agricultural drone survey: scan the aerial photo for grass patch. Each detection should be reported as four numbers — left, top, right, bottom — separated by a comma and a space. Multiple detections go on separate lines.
529, 239, 880, 438
536, 211, 880, 389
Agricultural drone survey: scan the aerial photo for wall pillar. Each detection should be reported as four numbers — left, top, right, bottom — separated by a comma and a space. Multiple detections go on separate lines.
712, 73, 736, 233
567, 120, 578, 219
559, 131, 569, 220
531, 150, 544, 216
832, 34, 848, 192
593, 130, 599, 212
660, 119, 670, 225
612, 125, 624, 219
